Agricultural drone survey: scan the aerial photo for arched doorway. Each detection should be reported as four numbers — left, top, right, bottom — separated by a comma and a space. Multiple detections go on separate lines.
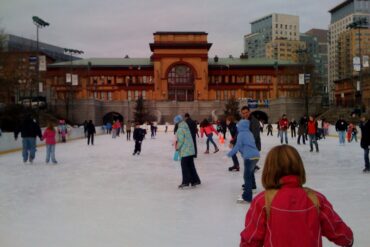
167, 65, 195, 101
251, 110, 269, 123
103, 112, 124, 124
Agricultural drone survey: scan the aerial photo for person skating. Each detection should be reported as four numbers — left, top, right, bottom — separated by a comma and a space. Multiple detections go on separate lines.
335, 116, 348, 145
351, 125, 358, 142
297, 116, 307, 145
14, 115, 43, 163
359, 116, 370, 173
86, 120, 96, 145
42, 122, 58, 164
266, 123, 273, 136
307, 115, 319, 152
174, 115, 201, 189
226, 116, 240, 171
239, 145, 353, 247
133, 123, 146, 155
278, 114, 289, 144
227, 120, 260, 203
289, 119, 297, 138
126, 121, 132, 141
58, 120, 68, 142
200, 119, 219, 154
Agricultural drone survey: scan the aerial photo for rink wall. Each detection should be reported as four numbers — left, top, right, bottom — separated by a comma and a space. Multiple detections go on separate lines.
0, 126, 105, 154
0, 124, 358, 155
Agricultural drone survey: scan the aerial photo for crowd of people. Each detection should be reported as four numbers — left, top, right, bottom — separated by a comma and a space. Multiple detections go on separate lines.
10, 106, 370, 246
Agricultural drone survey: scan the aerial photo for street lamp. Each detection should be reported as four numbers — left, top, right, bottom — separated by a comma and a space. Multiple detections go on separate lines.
295, 48, 309, 117
32, 16, 49, 115
347, 17, 368, 112
63, 48, 84, 122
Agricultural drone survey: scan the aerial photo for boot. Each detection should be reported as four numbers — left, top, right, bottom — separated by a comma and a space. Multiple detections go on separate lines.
214, 147, 219, 153
204, 150, 209, 154
228, 166, 240, 172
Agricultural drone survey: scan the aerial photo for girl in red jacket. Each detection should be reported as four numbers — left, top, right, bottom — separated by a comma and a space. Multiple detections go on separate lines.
307, 115, 319, 152
43, 122, 58, 164
200, 119, 219, 154
240, 145, 353, 247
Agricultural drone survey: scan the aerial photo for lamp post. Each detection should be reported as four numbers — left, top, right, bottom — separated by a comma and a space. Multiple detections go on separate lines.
32, 16, 49, 116
347, 17, 368, 112
63, 48, 84, 122
296, 48, 309, 117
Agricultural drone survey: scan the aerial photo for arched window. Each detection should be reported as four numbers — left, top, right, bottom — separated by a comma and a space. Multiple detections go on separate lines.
167, 65, 195, 101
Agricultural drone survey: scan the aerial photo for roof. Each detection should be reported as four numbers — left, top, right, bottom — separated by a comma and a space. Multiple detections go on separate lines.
153, 31, 208, 35
329, 0, 353, 13
49, 58, 153, 68
48, 57, 299, 68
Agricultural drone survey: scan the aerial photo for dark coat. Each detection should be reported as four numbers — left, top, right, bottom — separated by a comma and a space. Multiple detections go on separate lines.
360, 120, 370, 149
133, 127, 146, 142
185, 117, 198, 158
86, 122, 96, 134
335, 120, 348, 132
249, 115, 261, 151
227, 122, 238, 145
14, 117, 42, 139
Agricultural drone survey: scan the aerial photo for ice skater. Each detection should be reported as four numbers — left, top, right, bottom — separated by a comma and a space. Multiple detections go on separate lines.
200, 119, 219, 154
226, 116, 240, 172
42, 122, 58, 164
86, 120, 96, 145
307, 115, 319, 152
239, 145, 353, 247
133, 123, 146, 155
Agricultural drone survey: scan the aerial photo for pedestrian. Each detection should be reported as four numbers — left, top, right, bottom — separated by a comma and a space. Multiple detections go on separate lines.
165, 122, 168, 133
184, 113, 198, 158
240, 106, 261, 151
42, 122, 58, 164
278, 114, 289, 144
112, 121, 118, 138
347, 123, 354, 142
86, 120, 96, 145
133, 123, 146, 155
58, 120, 68, 143
266, 123, 273, 136
150, 122, 155, 139
351, 125, 358, 142
174, 115, 201, 189
307, 115, 319, 152
106, 122, 112, 134
116, 120, 121, 137
323, 120, 330, 137
335, 116, 348, 145
226, 115, 240, 171
14, 115, 43, 163
239, 145, 353, 247
200, 119, 219, 154
289, 118, 297, 138
317, 118, 323, 139
359, 116, 370, 173
153, 121, 158, 137
227, 120, 260, 203
297, 116, 307, 145
126, 121, 132, 141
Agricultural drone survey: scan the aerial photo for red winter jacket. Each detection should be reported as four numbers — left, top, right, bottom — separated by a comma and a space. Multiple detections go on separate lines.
279, 118, 289, 130
307, 120, 317, 135
240, 176, 353, 247
42, 128, 56, 145
200, 125, 218, 138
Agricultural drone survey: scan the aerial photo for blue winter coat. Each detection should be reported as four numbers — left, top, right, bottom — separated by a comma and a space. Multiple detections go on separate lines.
227, 120, 260, 160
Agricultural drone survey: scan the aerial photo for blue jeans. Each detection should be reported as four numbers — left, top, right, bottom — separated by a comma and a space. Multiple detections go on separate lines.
280, 130, 288, 144
338, 131, 346, 144
308, 134, 319, 152
206, 134, 218, 151
364, 147, 369, 169
22, 137, 36, 162
46, 144, 57, 163
242, 159, 259, 202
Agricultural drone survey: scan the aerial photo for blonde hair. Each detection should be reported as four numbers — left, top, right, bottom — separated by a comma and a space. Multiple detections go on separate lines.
262, 145, 306, 189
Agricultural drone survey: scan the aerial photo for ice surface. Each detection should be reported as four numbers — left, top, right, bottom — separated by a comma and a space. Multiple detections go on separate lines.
0, 131, 368, 247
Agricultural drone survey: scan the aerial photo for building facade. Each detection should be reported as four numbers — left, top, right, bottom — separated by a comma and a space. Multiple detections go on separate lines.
328, 0, 370, 103
45, 32, 318, 124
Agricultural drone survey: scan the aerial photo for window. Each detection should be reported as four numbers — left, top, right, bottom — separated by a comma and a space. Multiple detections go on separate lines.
142, 91, 146, 100
101, 92, 105, 100
107, 92, 112, 101
134, 90, 139, 100
128, 91, 132, 101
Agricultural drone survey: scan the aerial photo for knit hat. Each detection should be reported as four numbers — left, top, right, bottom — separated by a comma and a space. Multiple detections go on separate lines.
173, 115, 183, 124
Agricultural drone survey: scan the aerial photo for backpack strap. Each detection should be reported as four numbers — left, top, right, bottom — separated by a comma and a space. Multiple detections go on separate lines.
264, 189, 278, 220
265, 187, 320, 220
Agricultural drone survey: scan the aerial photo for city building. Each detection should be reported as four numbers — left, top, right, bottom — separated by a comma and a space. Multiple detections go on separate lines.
328, 0, 370, 103
45, 32, 318, 124
244, 13, 305, 60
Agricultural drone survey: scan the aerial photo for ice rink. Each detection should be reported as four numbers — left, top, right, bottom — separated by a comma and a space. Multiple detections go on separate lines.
0, 130, 369, 247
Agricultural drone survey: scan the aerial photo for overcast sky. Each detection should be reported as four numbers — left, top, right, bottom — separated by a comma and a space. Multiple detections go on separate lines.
1, 0, 341, 58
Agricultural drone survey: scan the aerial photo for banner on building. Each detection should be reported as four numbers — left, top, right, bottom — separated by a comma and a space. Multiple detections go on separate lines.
247, 98, 269, 108
38, 56, 46, 71
353, 57, 361, 71
299, 74, 305, 85
66, 73, 71, 83
363, 55, 369, 68
72, 74, 78, 86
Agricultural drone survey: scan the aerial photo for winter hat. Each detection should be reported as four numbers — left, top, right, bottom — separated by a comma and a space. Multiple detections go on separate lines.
173, 115, 183, 124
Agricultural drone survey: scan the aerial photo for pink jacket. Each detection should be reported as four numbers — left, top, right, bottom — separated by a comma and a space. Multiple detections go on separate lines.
200, 125, 218, 138
240, 176, 353, 247
43, 128, 56, 145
